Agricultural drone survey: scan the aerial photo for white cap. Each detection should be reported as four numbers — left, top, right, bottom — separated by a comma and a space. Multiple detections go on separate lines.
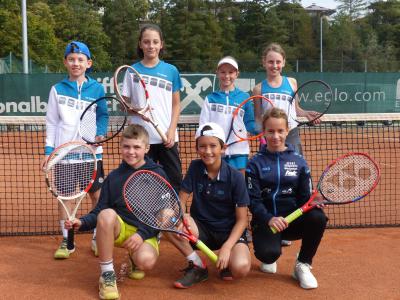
195, 122, 226, 143
217, 56, 238, 70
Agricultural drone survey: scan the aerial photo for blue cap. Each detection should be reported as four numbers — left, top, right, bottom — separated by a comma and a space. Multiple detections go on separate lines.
64, 41, 91, 59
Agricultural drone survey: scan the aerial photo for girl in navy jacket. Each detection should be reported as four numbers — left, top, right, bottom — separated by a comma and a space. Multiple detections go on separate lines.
246, 108, 327, 289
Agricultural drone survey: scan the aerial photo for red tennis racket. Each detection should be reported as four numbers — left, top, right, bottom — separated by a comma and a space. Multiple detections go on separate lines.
271, 152, 380, 233
113, 65, 167, 143
44, 141, 97, 250
226, 95, 274, 147
123, 170, 218, 264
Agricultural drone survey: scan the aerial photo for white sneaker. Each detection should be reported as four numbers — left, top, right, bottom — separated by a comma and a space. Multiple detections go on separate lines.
260, 262, 277, 274
293, 260, 318, 289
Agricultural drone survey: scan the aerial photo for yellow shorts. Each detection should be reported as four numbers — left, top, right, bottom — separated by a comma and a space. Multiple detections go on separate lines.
114, 215, 159, 254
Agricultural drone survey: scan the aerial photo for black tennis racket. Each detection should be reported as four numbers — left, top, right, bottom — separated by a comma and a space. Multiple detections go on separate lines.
79, 96, 127, 144
289, 80, 333, 126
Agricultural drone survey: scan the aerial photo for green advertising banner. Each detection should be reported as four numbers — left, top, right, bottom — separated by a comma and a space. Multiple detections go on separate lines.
0, 72, 399, 116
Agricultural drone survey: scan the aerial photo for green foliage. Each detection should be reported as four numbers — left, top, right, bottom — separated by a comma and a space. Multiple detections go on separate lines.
0, 0, 398, 73
0, 0, 21, 57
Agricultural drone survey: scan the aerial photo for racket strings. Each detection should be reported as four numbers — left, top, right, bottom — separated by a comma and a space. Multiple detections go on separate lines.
294, 80, 333, 123
122, 69, 148, 111
124, 172, 180, 229
80, 97, 127, 144
46, 145, 96, 198
232, 96, 273, 141
320, 155, 379, 202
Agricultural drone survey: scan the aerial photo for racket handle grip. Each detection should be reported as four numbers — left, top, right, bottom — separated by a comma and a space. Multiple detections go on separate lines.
67, 228, 75, 250
270, 209, 304, 234
195, 240, 218, 264
154, 124, 168, 143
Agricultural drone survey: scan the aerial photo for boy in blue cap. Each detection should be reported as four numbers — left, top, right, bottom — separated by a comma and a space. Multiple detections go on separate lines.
41, 41, 107, 259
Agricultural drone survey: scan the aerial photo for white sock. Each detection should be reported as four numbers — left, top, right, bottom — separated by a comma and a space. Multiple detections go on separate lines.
187, 252, 205, 268
93, 228, 97, 240
100, 260, 114, 274
60, 220, 68, 239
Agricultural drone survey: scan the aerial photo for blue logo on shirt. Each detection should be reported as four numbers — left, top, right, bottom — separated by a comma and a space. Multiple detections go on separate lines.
262, 166, 271, 172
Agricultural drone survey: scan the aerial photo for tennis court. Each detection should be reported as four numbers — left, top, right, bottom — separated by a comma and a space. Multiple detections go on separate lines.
0, 229, 399, 299
0, 115, 400, 298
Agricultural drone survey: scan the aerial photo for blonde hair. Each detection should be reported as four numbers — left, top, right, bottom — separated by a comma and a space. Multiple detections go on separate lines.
262, 107, 289, 130
262, 43, 286, 60
121, 124, 149, 145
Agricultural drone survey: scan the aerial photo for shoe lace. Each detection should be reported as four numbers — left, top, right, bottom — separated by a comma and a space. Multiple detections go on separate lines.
102, 272, 116, 287
60, 239, 68, 249
180, 261, 195, 273
297, 262, 312, 273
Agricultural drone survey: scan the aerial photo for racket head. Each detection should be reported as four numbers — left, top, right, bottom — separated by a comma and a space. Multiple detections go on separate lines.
232, 95, 274, 141
113, 64, 149, 112
291, 80, 333, 125
44, 141, 97, 200
80, 96, 127, 144
318, 152, 380, 204
123, 170, 182, 230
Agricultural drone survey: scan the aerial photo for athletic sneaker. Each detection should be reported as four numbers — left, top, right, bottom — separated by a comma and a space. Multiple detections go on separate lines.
54, 238, 75, 259
219, 268, 233, 281
128, 254, 145, 280
259, 262, 277, 274
292, 260, 318, 289
281, 240, 292, 246
92, 239, 98, 257
99, 271, 119, 300
174, 261, 208, 288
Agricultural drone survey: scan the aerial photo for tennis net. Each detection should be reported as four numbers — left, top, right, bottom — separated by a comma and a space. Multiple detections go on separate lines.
1, 114, 399, 236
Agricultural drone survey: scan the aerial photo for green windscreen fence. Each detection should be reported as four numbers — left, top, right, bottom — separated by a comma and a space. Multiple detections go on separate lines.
1, 72, 400, 116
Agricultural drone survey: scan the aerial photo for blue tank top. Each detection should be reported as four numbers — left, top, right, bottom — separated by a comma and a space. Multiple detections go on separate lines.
261, 76, 297, 129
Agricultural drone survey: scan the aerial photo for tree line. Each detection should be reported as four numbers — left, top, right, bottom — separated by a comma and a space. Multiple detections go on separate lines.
0, 0, 398, 73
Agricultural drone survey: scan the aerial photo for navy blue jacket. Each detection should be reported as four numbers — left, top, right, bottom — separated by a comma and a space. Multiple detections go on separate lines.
79, 157, 167, 240
246, 145, 312, 225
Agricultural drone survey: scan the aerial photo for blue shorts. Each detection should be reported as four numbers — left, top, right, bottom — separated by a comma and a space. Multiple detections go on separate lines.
224, 154, 248, 170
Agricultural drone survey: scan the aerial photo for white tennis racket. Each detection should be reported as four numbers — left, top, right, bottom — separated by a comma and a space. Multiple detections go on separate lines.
113, 65, 168, 142
44, 141, 97, 250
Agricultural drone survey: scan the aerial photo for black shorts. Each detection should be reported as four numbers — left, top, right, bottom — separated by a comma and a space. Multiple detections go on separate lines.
193, 217, 248, 251
54, 160, 104, 196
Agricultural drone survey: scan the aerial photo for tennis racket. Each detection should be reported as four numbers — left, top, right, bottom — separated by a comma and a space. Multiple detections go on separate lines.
123, 170, 218, 264
113, 65, 168, 143
79, 96, 127, 144
226, 95, 274, 147
289, 80, 333, 126
44, 141, 97, 250
271, 152, 380, 233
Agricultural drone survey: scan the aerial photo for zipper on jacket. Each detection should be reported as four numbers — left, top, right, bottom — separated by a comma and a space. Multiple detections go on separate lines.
271, 153, 280, 216
77, 81, 83, 100
225, 90, 230, 114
